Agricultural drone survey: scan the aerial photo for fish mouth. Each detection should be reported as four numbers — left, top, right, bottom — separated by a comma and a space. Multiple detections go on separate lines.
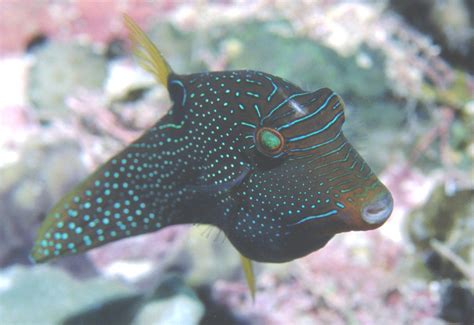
361, 192, 393, 225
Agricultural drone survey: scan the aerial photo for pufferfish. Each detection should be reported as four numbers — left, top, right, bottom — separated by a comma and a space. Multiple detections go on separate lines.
31, 15, 394, 299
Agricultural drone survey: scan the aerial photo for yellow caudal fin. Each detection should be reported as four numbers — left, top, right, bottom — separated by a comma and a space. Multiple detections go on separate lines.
240, 254, 256, 301
123, 14, 173, 87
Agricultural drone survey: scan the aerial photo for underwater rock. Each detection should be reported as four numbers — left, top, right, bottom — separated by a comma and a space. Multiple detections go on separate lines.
104, 59, 155, 103
344, 100, 408, 173
132, 275, 205, 325
87, 226, 189, 285
145, 20, 389, 103
25, 33, 49, 53
0, 265, 135, 324
438, 281, 474, 324
55, 274, 204, 325
0, 57, 30, 108
27, 41, 107, 119
196, 285, 252, 325
211, 233, 439, 324
105, 38, 127, 60
450, 100, 474, 174
62, 293, 145, 325
87, 226, 241, 291
421, 70, 474, 111
405, 184, 474, 280
147, 22, 208, 74
0, 140, 88, 267
390, 0, 474, 73
218, 21, 389, 103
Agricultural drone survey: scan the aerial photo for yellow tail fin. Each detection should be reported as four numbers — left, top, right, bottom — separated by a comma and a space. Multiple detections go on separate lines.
123, 14, 173, 87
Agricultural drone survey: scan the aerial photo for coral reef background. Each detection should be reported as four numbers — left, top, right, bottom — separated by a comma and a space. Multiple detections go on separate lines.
0, 1, 472, 324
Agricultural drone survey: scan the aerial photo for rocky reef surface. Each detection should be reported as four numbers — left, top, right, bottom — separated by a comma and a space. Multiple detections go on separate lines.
0, 1, 472, 324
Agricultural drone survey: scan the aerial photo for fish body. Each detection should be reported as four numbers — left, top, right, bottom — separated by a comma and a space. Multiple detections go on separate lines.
32, 16, 393, 279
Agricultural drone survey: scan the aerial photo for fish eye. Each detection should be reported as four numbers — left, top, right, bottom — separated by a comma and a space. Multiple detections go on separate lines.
255, 127, 285, 157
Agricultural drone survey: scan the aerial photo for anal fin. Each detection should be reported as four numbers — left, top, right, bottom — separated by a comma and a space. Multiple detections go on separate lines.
240, 254, 256, 301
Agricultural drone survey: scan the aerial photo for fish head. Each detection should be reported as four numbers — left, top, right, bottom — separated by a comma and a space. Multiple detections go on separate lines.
225, 78, 393, 262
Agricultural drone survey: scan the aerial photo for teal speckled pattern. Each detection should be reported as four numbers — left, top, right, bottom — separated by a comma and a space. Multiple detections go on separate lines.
32, 70, 393, 263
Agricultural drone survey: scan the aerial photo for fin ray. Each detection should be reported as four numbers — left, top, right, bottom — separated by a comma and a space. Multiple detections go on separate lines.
123, 14, 173, 87
240, 254, 256, 301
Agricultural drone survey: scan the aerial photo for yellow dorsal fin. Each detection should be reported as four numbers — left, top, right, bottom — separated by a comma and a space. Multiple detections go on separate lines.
123, 14, 173, 87
240, 254, 256, 301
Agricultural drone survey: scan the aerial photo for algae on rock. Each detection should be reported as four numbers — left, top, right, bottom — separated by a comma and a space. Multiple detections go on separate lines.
28, 42, 107, 119
0, 141, 87, 266
0, 265, 135, 325
405, 185, 474, 281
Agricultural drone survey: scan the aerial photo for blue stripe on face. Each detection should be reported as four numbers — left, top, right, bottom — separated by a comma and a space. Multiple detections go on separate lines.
287, 111, 344, 143
291, 140, 352, 163
265, 76, 279, 102
288, 130, 342, 153
288, 209, 338, 226
297, 148, 353, 173
261, 92, 310, 123
305, 142, 348, 164
276, 93, 336, 131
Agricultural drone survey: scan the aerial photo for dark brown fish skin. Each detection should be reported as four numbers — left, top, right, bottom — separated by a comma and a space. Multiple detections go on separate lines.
31, 70, 393, 263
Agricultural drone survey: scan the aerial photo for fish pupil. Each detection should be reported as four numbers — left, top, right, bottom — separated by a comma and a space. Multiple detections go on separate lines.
256, 127, 284, 155
261, 130, 280, 150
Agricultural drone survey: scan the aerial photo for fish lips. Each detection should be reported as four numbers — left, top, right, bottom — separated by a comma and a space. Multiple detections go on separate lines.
361, 191, 394, 225
337, 191, 394, 231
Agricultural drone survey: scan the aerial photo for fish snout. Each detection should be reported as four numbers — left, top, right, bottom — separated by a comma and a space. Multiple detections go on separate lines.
361, 192, 393, 225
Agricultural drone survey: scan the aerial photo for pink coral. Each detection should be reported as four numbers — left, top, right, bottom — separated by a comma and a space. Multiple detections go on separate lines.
0, 1, 177, 54
214, 233, 439, 324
